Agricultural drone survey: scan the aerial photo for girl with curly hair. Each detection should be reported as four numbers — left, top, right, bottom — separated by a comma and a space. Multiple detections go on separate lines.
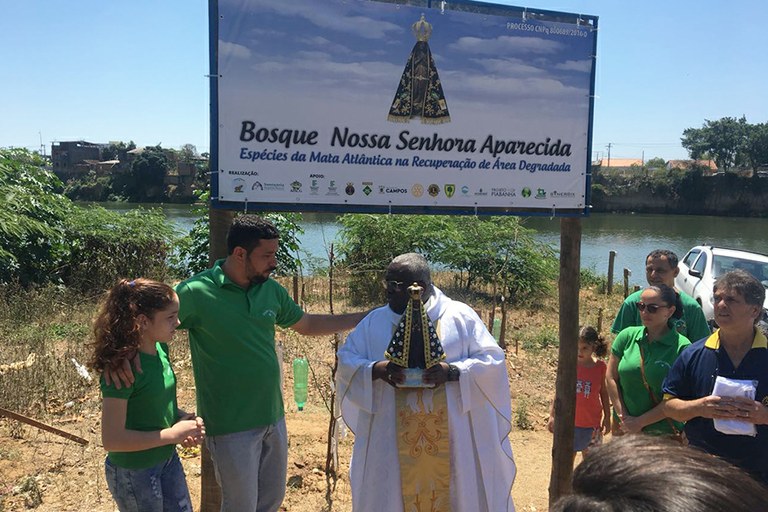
90, 278, 204, 512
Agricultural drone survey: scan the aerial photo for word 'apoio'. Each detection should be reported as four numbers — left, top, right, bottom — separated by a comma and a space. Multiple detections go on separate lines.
239, 122, 571, 157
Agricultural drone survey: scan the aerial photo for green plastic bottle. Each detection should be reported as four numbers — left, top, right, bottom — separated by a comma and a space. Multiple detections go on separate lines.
492, 318, 502, 342
293, 357, 308, 411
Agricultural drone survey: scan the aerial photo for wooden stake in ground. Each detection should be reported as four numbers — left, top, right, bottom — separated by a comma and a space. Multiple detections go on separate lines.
548, 217, 581, 504
0, 407, 88, 445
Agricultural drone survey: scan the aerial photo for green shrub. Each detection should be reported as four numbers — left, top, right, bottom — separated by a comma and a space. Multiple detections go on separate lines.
336, 214, 443, 304
170, 188, 306, 280
515, 397, 534, 430
580, 266, 607, 291
336, 214, 557, 306
59, 206, 174, 292
0, 148, 71, 286
521, 328, 559, 352
170, 189, 211, 278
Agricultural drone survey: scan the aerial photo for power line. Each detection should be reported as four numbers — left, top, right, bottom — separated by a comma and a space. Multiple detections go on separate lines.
594, 142, 683, 147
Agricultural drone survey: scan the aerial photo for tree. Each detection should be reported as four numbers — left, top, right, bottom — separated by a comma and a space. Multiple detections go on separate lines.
645, 157, 666, 171
681, 116, 748, 172
744, 123, 768, 175
0, 149, 174, 290
122, 146, 171, 200
179, 143, 199, 163
337, 214, 445, 304
431, 216, 557, 304
336, 214, 557, 306
0, 149, 70, 285
101, 141, 136, 162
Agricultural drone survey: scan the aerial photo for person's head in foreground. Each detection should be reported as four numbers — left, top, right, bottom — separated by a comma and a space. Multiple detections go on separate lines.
551, 435, 768, 512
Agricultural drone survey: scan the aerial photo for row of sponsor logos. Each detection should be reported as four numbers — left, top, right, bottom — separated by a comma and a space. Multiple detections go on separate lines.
231, 178, 579, 200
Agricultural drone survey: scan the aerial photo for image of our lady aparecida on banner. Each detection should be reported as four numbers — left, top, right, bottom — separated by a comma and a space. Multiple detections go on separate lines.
385, 283, 446, 387
387, 13, 451, 124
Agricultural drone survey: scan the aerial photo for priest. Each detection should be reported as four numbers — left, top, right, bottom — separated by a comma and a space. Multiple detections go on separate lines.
337, 252, 516, 512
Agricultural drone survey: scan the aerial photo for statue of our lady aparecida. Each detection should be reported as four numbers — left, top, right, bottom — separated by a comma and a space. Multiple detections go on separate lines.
384, 283, 452, 511
384, 283, 446, 386
387, 13, 451, 124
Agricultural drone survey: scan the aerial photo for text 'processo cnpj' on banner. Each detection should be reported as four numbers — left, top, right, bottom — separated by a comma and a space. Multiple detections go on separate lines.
213, 0, 597, 213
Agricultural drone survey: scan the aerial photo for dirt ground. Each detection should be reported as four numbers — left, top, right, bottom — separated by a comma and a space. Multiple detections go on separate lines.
0, 343, 560, 512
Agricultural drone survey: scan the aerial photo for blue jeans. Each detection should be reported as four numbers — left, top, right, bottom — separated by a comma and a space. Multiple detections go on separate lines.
104, 451, 192, 512
206, 418, 288, 512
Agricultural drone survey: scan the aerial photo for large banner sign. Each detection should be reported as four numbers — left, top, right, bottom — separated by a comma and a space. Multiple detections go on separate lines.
212, 0, 598, 215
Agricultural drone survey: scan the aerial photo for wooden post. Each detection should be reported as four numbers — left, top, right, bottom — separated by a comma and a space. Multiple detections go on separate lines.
623, 268, 631, 298
0, 407, 88, 445
208, 209, 233, 266
597, 307, 603, 334
607, 250, 616, 294
548, 217, 581, 504
201, 207, 233, 512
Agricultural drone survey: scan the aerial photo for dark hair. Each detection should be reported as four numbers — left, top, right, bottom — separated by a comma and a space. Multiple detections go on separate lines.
89, 278, 176, 373
714, 269, 766, 312
226, 214, 279, 255
579, 326, 607, 358
646, 249, 679, 269
647, 284, 684, 320
551, 435, 768, 512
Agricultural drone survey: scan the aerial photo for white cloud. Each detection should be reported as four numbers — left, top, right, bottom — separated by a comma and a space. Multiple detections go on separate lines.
554, 59, 592, 73
241, 0, 403, 40
471, 57, 548, 77
297, 36, 355, 56
450, 35, 563, 55
442, 69, 586, 101
219, 41, 251, 59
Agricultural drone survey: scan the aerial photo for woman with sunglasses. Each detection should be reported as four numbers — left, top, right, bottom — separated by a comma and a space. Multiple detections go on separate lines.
606, 284, 691, 438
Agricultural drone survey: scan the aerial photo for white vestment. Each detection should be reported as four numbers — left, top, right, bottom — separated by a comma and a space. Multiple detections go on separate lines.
337, 287, 516, 512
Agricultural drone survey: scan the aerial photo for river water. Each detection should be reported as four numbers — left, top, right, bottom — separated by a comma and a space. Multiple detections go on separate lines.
95, 203, 768, 286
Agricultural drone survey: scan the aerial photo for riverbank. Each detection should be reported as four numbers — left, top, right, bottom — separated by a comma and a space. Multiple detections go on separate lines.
592, 169, 768, 217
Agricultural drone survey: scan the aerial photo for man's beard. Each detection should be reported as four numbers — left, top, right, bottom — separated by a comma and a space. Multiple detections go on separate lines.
250, 274, 269, 285
249, 267, 276, 285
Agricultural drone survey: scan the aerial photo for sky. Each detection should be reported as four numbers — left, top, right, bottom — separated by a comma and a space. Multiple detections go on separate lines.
2, 0, 767, 162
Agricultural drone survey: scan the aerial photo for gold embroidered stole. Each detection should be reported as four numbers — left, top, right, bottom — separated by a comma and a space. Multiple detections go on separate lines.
395, 383, 451, 511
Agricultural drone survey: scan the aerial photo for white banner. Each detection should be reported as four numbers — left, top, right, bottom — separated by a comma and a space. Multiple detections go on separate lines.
213, 0, 597, 214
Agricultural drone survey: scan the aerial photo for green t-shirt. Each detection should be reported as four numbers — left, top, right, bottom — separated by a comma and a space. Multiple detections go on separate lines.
100, 343, 178, 469
612, 326, 690, 435
176, 260, 305, 436
611, 289, 711, 342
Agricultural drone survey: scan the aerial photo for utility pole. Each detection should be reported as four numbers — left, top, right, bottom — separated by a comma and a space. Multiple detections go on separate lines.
606, 143, 612, 168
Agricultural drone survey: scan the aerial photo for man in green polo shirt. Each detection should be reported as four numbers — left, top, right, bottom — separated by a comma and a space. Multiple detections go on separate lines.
179, 215, 368, 512
110, 215, 369, 512
612, 249, 711, 342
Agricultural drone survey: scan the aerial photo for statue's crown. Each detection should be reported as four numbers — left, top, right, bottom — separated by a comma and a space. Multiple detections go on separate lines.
412, 14, 432, 42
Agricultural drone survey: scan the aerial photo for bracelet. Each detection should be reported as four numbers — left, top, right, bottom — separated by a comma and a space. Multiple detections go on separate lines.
447, 364, 460, 382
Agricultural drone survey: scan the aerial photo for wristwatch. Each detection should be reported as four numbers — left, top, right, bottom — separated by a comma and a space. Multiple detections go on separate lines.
447, 364, 461, 382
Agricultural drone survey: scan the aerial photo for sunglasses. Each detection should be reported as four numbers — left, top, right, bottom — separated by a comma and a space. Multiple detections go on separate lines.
382, 280, 426, 291
636, 302, 668, 314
